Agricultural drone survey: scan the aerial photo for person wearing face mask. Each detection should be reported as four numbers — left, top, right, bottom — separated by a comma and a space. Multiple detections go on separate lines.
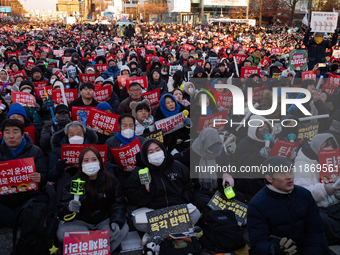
105, 114, 145, 187
294, 133, 340, 245
124, 139, 200, 243
48, 121, 98, 205
233, 115, 274, 200
247, 49, 262, 67
130, 100, 156, 136
183, 81, 195, 101
303, 27, 338, 71
274, 115, 300, 143
57, 147, 129, 253
40, 104, 71, 156
102, 59, 121, 79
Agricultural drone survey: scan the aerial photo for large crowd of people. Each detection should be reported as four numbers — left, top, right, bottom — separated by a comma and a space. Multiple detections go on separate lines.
0, 19, 340, 255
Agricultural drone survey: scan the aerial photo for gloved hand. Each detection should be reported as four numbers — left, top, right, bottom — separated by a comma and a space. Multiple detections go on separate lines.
183, 117, 191, 127
271, 237, 297, 255
259, 147, 271, 158
56, 159, 68, 174
324, 183, 340, 196
68, 200, 81, 213
110, 223, 120, 239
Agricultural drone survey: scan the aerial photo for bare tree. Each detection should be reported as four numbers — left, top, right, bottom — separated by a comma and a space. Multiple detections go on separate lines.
281, 0, 300, 26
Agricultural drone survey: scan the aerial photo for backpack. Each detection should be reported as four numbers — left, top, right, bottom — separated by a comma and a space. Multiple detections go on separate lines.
197, 209, 246, 253
12, 198, 59, 255
159, 237, 202, 255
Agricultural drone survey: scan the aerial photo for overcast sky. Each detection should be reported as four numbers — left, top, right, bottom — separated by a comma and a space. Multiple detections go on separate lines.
20, 0, 58, 11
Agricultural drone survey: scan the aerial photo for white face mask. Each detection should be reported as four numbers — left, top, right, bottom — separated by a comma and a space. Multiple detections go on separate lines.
82, 162, 100, 176
121, 129, 134, 139
22, 89, 31, 94
50, 78, 56, 84
188, 88, 194, 94
161, 71, 167, 75
148, 150, 165, 166
69, 135, 84, 144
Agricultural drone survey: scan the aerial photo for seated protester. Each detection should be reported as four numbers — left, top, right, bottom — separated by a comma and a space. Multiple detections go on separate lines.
96, 79, 120, 114
40, 104, 71, 156
68, 82, 99, 112
203, 62, 212, 76
113, 65, 130, 97
160, 64, 170, 83
84, 65, 96, 74
31, 66, 48, 83
247, 49, 262, 67
169, 70, 185, 91
274, 115, 300, 143
19, 80, 44, 122
0, 119, 49, 227
96, 102, 114, 145
57, 147, 129, 252
48, 121, 98, 205
102, 59, 121, 80
192, 66, 208, 78
36, 59, 52, 80
294, 133, 340, 245
105, 114, 145, 187
210, 67, 224, 79
130, 99, 156, 136
182, 81, 195, 102
233, 115, 274, 201
154, 94, 190, 152
148, 69, 168, 97
217, 62, 231, 78
172, 88, 190, 107
0, 69, 10, 83
95, 55, 107, 65
117, 82, 145, 115
320, 91, 334, 115
248, 156, 326, 255
47, 74, 59, 86
128, 60, 143, 76
124, 139, 200, 241
94, 76, 104, 85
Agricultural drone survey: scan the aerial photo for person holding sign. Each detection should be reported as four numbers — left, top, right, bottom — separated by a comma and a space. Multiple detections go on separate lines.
0, 119, 49, 227
294, 133, 340, 245
124, 139, 200, 234
68, 82, 99, 112
248, 156, 326, 255
57, 147, 129, 252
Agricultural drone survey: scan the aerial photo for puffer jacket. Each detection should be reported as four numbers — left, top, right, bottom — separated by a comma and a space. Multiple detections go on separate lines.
102, 64, 121, 79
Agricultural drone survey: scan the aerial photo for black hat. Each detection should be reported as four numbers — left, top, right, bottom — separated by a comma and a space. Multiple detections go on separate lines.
79, 82, 95, 91
55, 104, 69, 114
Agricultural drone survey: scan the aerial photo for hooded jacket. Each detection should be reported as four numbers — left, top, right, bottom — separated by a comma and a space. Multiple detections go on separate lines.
102, 62, 121, 79
247, 52, 261, 67
148, 69, 168, 96
0, 69, 9, 82
124, 138, 193, 209
192, 66, 208, 78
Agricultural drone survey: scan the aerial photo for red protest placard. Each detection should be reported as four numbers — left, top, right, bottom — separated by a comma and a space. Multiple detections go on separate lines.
301, 71, 317, 81
87, 108, 119, 135
6, 51, 17, 59
111, 138, 141, 171
269, 140, 300, 159
145, 45, 156, 50
94, 86, 112, 102
318, 149, 340, 183
47, 62, 58, 69
9, 70, 26, 79
117, 74, 129, 89
326, 73, 340, 87
79, 73, 99, 83
271, 47, 281, 55
322, 85, 337, 95
142, 88, 160, 110
54, 69, 67, 81
251, 85, 269, 102
0, 126, 35, 144
182, 44, 194, 51
33, 51, 40, 58
234, 53, 248, 64
27, 46, 35, 51
155, 112, 185, 135
34, 80, 48, 88
106, 54, 116, 62
81, 56, 95, 62
71, 106, 96, 122
11, 91, 36, 107
240, 67, 260, 78
145, 54, 154, 63
53, 50, 64, 57
217, 92, 233, 109
196, 110, 228, 133
40, 47, 50, 53
35, 86, 52, 101
63, 230, 110, 255
52, 89, 78, 105
259, 56, 271, 68
192, 60, 204, 67
0, 157, 37, 195
126, 76, 148, 92
24, 60, 36, 71
94, 64, 108, 73
61, 144, 108, 165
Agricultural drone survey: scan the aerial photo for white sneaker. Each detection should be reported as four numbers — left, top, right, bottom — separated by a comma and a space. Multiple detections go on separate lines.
140, 233, 151, 246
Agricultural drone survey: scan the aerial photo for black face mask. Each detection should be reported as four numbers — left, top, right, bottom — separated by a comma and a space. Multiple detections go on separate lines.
257, 128, 270, 140
56, 114, 70, 127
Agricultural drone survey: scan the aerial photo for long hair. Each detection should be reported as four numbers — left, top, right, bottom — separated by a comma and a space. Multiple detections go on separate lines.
78, 147, 114, 207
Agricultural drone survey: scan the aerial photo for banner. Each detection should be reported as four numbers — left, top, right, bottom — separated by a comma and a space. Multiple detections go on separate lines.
53, 50, 64, 57
217, 92, 233, 109
87, 108, 119, 135
63, 230, 110, 255
252, 85, 269, 102
240, 67, 260, 78
11, 91, 36, 107
318, 149, 340, 183
155, 112, 184, 135
142, 88, 160, 111
54, 70, 67, 82
234, 53, 248, 64
269, 140, 301, 159
322, 84, 337, 95
326, 73, 340, 87
110, 138, 141, 171
146, 204, 191, 239
289, 50, 308, 71
71, 106, 96, 123
196, 110, 228, 133
126, 76, 148, 92
207, 190, 247, 226
117, 74, 129, 89
0, 157, 37, 195
141, 129, 164, 143
297, 122, 319, 141
61, 144, 107, 165
271, 47, 281, 55
182, 44, 194, 51
9, 70, 26, 79
52, 89, 78, 105
24, 60, 36, 71
93, 86, 112, 103
302, 71, 317, 81
35, 85, 52, 101
311, 12, 339, 33
33, 80, 48, 88
94, 64, 108, 73
259, 56, 271, 68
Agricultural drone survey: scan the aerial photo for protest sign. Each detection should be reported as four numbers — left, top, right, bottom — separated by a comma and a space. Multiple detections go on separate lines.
9, 70, 26, 79
326, 73, 340, 87
209, 57, 218, 69
269, 140, 301, 159
0, 125, 35, 144
18, 55, 29, 66
196, 110, 228, 133
259, 56, 271, 68
53, 50, 64, 57
271, 47, 282, 55
207, 190, 247, 226
142, 88, 160, 111
94, 64, 108, 73
145, 54, 155, 63
217, 92, 233, 109
35, 85, 52, 101
289, 50, 308, 71
182, 44, 194, 51
52, 89, 78, 105
110, 138, 141, 171
146, 204, 191, 239
234, 53, 249, 64
240, 67, 260, 78
81, 56, 95, 62
61, 144, 107, 165
0, 157, 37, 195
301, 71, 317, 81
11, 91, 36, 107
24, 60, 36, 71
126, 76, 148, 92
318, 149, 340, 183
71, 106, 95, 123
252, 85, 269, 102
297, 122, 319, 141
322, 84, 337, 95
79, 73, 99, 83
87, 108, 119, 135
33, 80, 48, 88
117, 74, 129, 89
311, 12, 338, 33
54, 69, 67, 82
169, 66, 182, 76
94, 86, 112, 102
192, 60, 204, 67
63, 230, 110, 255
155, 112, 184, 135
141, 129, 164, 143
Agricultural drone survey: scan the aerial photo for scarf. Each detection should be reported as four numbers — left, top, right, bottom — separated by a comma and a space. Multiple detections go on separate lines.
115, 132, 137, 146
2, 137, 27, 158
160, 94, 181, 118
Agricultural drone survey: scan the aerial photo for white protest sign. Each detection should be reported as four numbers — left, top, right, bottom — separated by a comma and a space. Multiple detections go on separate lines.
311, 12, 338, 33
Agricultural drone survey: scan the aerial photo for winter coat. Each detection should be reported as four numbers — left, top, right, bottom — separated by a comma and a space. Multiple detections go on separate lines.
106, 91, 120, 114
247, 52, 261, 67
148, 69, 168, 97
102, 64, 121, 80
117, 96, 145, 115
135, 116, 156, 136
40, 120, 69, 156
68, 96, 99, 112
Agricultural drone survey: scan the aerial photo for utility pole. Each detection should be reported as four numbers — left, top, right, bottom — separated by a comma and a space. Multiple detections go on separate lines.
200, 0, 204, 23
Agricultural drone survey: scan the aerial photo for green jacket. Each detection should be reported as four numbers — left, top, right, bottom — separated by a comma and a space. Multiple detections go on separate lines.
247, 52, 261, 67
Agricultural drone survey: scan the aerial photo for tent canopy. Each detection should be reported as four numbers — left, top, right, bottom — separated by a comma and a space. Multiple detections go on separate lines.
116, 17, 133, 26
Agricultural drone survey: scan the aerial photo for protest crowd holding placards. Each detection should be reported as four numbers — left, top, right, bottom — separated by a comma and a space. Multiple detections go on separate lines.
0, 16, 340, 255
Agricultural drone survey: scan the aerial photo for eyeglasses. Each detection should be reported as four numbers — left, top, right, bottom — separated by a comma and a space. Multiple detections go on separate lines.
130, 89, 142, 93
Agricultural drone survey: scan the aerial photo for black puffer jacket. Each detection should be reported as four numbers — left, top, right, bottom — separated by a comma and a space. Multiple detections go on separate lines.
148, 69, 168, 97
58, 170, 127, 228
124, 138, 193, 209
